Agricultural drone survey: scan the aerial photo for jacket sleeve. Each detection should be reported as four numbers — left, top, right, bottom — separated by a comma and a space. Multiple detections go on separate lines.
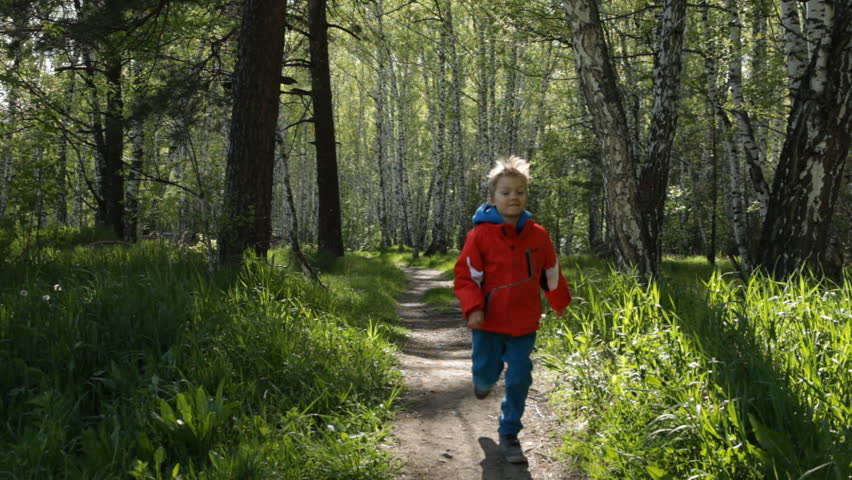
540, 232, 571, 313
454, 228, 485, 319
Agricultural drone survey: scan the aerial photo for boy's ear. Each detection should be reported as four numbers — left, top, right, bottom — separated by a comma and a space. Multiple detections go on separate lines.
486, 193, 493, 204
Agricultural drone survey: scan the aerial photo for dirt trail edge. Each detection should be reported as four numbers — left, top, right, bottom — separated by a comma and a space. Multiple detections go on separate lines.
389, 266, 584, 480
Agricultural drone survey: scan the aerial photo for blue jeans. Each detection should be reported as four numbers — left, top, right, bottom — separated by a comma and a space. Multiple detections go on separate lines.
471, 329, 537, 436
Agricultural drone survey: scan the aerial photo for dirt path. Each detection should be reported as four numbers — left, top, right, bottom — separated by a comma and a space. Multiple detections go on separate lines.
389, 266, 584, 480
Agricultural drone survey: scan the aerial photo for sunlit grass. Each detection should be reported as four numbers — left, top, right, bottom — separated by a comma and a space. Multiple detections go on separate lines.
540, 257, 851, 479
0, 238, 407, 479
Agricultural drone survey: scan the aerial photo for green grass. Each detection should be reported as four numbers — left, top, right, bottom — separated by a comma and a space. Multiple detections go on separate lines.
539, 258, 851, 479
0, 237, 407, 479
422, 287, 458, 313
385, 250, 456, 279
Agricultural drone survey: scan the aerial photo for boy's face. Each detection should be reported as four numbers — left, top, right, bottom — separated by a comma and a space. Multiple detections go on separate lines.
488, 175, 528, 220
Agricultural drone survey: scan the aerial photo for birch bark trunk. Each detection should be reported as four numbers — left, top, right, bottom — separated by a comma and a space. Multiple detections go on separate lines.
781, 0, 808, 97
372, 0, 392, 249
474, 15, 492, 199
639, 0, 687, 271
0, 54, 20, 218
424, 25, 449, 255
758, 1, 852, 277
726, 0, 770, 216
444, 0, 466, 249
564, 0, 650, 277
125, 60, 144, 241
390, 58, 413, 247
702, 3, 752, 271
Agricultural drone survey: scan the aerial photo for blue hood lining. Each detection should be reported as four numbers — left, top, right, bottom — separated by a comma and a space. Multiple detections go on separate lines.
471, 203, 532, 232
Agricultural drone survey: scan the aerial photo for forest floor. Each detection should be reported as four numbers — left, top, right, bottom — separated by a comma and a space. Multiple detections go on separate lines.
388, 266, 586, 480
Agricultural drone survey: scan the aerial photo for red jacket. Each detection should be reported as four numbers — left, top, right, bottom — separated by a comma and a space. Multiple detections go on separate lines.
454, 206, 571, 336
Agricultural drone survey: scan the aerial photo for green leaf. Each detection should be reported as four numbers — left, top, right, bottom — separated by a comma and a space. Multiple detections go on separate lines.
645, 464, 672, 480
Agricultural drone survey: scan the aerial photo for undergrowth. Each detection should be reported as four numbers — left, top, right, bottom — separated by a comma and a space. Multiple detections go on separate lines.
0, 238, 406, 479
541, 258, 850, 479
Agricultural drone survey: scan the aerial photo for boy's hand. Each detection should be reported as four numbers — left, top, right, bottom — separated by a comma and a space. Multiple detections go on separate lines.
467, 310, 485, 329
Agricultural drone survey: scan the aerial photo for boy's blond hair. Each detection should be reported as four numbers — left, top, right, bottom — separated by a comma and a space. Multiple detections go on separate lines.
487, 155, 531, 196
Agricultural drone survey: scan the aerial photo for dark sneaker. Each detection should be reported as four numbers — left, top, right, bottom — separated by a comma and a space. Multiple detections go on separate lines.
499, 434, 528, 464
474, 386, 491, 399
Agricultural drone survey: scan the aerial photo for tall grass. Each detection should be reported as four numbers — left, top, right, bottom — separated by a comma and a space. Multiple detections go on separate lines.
541, 260, 851, 479
0, 239, 406, 479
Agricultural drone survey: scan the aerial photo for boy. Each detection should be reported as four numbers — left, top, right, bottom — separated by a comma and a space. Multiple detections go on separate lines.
454, 155, 571, 464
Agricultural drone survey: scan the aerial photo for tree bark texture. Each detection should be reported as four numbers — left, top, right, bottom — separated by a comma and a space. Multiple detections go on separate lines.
0, 53, 19, 219
390, 58, 414, 246
758, 1, 852, 277
99, 53, 126, 239
424, 25, 449, 255
563, 0, 653, 278
444, 0, 466, 249
702, 4, 753, 271
373, 0, 392, 249
219, 0, 287, 264
639, 0, 687, 272
125, 61, 143, 242
781, 0, 808, 97
309, 0, 344, 257
727, 0, 770, 217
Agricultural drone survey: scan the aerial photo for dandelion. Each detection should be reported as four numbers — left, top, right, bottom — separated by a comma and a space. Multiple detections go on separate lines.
42, 295, 50, 302
53, 284, 62, 292
19, 290, 27, 297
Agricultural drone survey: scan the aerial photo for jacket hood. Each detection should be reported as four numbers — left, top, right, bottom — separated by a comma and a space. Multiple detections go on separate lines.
472, 203, 532, 232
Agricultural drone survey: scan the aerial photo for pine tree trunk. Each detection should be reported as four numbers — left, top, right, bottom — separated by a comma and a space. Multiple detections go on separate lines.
758, 1, 852, 277
101, 52, 126, 239
564, 0, 653, 278
219, 0, 287, 264
309, 0, 344, 257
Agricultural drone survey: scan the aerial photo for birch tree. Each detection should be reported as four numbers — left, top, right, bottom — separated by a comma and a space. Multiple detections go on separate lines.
424, 20, 449, 255
638, 0, 687, 270
758, 0, 852, 277
726, 0, 770, 216
780, 0, 808, 97
563, 0, 687, 278
702, 2, 753, 271
443, 0, 466, 249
